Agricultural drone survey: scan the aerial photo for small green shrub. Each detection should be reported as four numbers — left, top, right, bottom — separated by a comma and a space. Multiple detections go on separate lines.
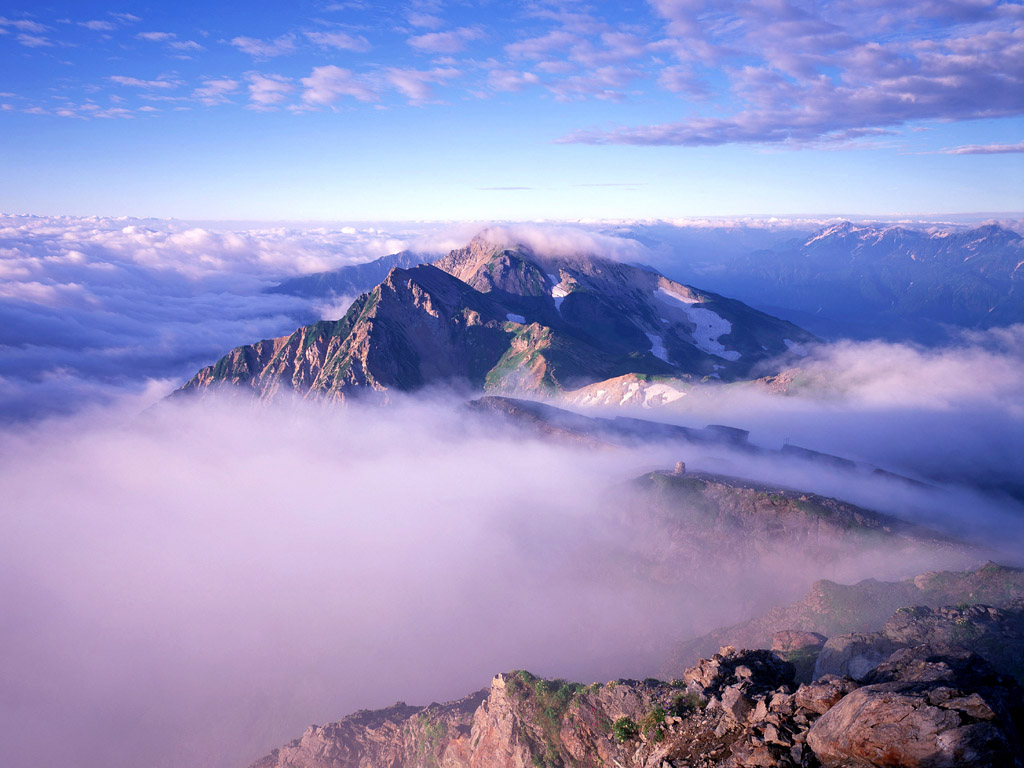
612, 717, 639, 743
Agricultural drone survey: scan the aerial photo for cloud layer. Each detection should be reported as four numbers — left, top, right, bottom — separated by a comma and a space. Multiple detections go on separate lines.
0, 391, 984, 768
3, 1, 1021, 150
0, 215, 423, 420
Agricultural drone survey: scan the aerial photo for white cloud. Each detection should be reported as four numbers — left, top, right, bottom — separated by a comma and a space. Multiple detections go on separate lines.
408, 26, 484, 53
246, 72, 293, 108
0, 16, 49, 33
193, 78, 240, 105
79, 20, 115, 31
385, 66, 459, 102
230, 34, 296, 58
16, 33, 52, 47
136, 31, 175, 42
109, 75, 183, 89
300, 65, 377, 105
304, 29, 371, 52
408, 11, 444, 29
940, 140, 1024, 155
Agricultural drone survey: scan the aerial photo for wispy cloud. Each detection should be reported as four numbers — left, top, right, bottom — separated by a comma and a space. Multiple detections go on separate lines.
109, 75, 183, 89
230, 34, 296, 58
408, 26, 484, 53
79, 20, 115, 32
300, 65, 377, 105
16, 33, 52, 48
193, 78, 240, 105
384, 66, 459, 103
136, 31, 175, 42
0, 16, 49, 33
940, 140, 1024, 155
305, 29, 371, 52
246, 72, 293, 109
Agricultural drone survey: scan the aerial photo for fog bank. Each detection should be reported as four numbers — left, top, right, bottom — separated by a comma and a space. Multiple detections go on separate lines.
0, 394, 975, 768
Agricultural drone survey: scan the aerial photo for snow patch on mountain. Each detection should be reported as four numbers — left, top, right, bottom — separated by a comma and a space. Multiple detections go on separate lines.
549, 274, 568, 312
646, 333, 670, 363
640, 382, 687, 406
657, 287, 741, 361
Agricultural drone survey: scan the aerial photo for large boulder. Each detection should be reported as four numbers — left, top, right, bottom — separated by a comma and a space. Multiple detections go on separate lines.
807, 646, 1024, 768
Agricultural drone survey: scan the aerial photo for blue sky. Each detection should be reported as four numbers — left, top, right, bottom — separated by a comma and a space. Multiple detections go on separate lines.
1, 0, 1022, 219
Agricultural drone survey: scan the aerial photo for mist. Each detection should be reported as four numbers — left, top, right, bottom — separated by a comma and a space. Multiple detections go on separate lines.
0, 390, 983, 768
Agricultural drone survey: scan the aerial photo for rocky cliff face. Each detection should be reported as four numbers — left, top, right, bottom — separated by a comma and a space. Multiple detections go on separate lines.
248, 633, 1024, 768
179, 234, 815, 402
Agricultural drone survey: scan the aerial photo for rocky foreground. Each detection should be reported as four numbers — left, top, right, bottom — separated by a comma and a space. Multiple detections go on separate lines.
249, 568, 1024, 768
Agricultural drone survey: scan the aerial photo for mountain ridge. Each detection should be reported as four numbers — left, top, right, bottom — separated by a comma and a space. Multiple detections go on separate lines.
180, 235, 815, 402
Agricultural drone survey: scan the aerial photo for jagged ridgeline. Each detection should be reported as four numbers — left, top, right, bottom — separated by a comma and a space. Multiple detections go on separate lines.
178, 233, 814, 401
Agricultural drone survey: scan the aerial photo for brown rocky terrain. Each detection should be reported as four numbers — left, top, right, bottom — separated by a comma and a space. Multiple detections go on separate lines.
249, 615, 1024, 768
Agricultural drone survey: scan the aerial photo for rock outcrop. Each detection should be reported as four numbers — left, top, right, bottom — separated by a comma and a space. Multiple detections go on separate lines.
669, 563, 1024, 675
248, 632, 1024, 768
814, 598, 1024, 683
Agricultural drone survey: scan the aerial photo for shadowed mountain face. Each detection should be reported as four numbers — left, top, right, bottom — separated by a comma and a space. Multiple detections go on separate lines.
179, 234, 814, 401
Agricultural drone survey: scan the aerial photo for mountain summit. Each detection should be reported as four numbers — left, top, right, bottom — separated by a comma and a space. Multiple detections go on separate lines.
180, 233, 814, 401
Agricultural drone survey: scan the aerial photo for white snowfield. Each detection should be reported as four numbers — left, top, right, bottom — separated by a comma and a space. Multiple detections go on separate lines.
575, 378, 686, 408
506, 313, 526, 323
655, 285, 742, 362
646, 333, 670, 363
639, 382, 687, 406
548, 274, 568, 311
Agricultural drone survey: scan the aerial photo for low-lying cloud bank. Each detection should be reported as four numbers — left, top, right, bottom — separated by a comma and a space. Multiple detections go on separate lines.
655, 326, 1024, 492
0, 394, 982, 768
0, 215, 437, 420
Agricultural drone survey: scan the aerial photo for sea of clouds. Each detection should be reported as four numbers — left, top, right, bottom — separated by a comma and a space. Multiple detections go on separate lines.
1, 215, 1022, 768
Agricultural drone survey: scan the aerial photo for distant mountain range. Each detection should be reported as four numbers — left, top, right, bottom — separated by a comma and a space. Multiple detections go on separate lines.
267, 250, 424, 299
268, 223, 1024, 343
180, 233, 813, 401
654, 222, 1024, 341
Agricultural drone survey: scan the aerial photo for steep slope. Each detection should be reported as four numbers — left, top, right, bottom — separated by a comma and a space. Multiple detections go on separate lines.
179, 234, 815, 401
